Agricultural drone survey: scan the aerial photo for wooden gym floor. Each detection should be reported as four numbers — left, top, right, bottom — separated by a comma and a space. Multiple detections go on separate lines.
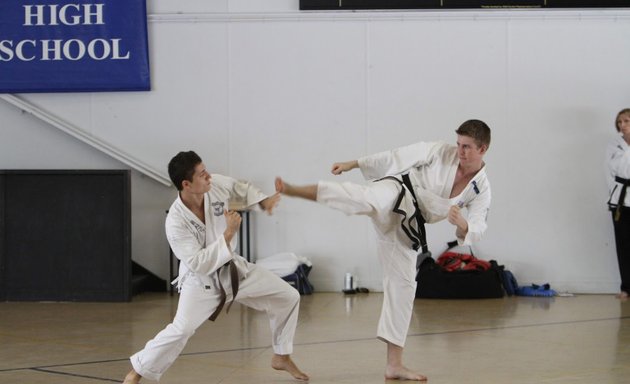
1, 292, 629, 383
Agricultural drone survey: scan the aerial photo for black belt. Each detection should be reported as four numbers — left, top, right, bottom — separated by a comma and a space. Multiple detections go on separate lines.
614, 176, 630, 222
208, 260, 240, 321
379, 174, 428, 254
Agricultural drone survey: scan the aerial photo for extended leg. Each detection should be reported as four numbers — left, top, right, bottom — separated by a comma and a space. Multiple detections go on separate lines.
124, 282, 219, 382
275, 177, 317, 201
278, 176, 425, 379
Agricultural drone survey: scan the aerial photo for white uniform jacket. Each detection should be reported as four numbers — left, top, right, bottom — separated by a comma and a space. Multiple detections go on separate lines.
166, 174, 268, 289
358, 141, 491, 245
606, 136, 630, 208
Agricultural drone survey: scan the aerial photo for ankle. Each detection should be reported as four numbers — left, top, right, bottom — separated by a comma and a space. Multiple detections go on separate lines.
124, 370, 141, 383
272, 354, 288, 365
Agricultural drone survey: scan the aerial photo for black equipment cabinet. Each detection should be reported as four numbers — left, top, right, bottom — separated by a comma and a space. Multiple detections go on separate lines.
0, 170, 131, 302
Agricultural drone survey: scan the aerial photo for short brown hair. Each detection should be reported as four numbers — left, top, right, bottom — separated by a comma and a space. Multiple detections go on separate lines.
168, 151, 202, 191
455, 119, 491, 149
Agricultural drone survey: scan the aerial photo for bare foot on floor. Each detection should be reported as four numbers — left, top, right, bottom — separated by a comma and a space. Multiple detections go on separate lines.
385, 365, 427, 381
122, 370, 141, 384
617, 291, 628, 300
271, 354, 309, 381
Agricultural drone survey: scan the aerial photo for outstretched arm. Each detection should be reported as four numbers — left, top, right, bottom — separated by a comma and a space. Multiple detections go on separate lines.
213, 174, 268, 210
358, 141, 441, 180
331, 160, 359, 175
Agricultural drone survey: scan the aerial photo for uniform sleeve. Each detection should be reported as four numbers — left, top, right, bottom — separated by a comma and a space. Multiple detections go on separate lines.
166, 216, 233, 276
458, 187, 491, 246
358, 141, 443, 180
214, 174, 268, 210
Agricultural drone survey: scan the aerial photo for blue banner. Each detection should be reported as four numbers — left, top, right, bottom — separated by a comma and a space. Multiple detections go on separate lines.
0, 0, 150, 93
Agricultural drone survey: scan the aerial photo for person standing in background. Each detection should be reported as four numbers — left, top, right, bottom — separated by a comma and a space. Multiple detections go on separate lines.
606, 108, 630, 299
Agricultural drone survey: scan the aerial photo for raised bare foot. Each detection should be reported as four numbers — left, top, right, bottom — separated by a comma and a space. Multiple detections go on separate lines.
122, 369, 141, 384
271, 354, 309, 381
385, 365, 427, 381
275, 177, 288, 194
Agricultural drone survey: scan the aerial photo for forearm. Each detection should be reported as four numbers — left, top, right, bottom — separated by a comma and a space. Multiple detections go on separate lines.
172, 237, 233, 275
455, 221, 468, 239
224, 227, 238, 245
219, 174, 267, 208
458, 215, 488, 245
358, 141, 438, 180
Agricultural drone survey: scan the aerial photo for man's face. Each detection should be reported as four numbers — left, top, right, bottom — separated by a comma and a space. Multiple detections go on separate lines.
456, 134, 487, 166
184, 162, 211, 194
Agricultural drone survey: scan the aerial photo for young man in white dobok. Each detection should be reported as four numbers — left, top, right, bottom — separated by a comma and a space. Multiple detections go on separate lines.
123, 151, 308, 383
275, 119, 491, 381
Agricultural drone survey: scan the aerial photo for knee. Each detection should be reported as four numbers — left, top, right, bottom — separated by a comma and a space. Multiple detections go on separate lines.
285, 286, 301, 307
171, 319, 197, 338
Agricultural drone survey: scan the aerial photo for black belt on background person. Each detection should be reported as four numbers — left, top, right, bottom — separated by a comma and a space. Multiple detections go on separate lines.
208, 260, 240, 322
614, 176, 630, 222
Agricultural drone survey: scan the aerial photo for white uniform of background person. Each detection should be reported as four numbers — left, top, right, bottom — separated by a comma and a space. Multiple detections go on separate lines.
607, 135, 630, 208
317, 141, 491, 347
129, 174, 300, 381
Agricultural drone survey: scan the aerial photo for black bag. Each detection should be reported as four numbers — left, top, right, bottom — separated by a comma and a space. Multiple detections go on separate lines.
282, 264, 314, 295
501, 269, 519, 296
415, 244, 505, 299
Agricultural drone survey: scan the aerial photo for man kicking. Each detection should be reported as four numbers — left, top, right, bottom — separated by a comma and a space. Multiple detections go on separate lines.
275, 119, 491, 381
123, 151, 308, 383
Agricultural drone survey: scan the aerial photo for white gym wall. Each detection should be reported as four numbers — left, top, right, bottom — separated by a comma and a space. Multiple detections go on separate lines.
2, 0, 629, 293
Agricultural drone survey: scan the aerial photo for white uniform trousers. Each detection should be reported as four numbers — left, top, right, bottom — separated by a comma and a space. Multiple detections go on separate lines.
317, 180, 418, 348
130, 263, 300, 381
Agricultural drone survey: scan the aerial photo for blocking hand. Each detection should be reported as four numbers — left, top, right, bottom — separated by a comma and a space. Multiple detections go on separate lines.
224, 209, 242, 233
260, 193, 281, 215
